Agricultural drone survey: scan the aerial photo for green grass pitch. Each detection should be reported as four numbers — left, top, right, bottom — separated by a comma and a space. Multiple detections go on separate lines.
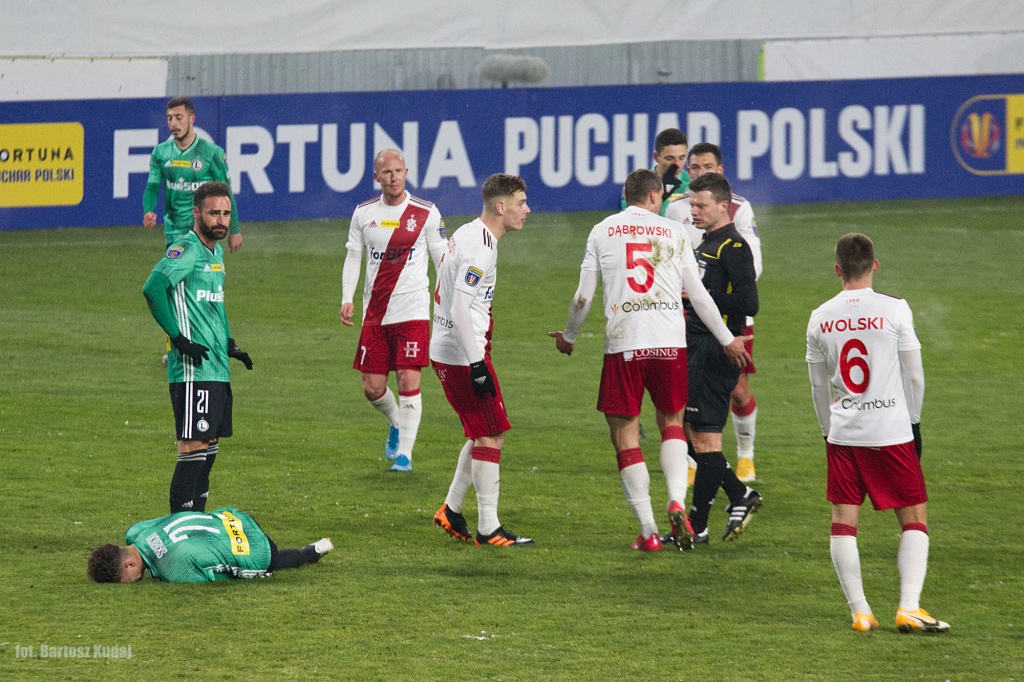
1, 197, 1022, 680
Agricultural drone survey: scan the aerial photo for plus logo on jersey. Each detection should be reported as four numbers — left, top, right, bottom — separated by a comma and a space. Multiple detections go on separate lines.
404, 341, 421, 359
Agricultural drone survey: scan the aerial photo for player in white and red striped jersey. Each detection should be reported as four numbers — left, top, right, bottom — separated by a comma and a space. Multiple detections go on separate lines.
806, 233, 947, 634
431, 174, 534, 548
550, 169, 749, 552
340, 149, 447, 472
666, 142, 762, 483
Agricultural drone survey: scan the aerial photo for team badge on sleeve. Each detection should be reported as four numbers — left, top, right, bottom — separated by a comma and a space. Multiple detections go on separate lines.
438, 219, 446, 239
465, 267, 483, 287
166, 245, 185, 259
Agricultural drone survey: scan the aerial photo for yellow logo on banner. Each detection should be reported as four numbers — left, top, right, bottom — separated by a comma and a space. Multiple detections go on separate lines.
0, 123, 84, 207
951, 94, 1024, 175
217, 511, 251, 556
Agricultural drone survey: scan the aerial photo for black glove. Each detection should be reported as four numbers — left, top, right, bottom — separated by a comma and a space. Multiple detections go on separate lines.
661, 163, 682, 201
170, 334, 209, 366
469, 360, 496, 398
228, 337, 253, 370
911, 422, 921, 459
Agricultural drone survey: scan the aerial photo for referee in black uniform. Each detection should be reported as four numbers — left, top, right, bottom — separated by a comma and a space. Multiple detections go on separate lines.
683, 172, 762, 543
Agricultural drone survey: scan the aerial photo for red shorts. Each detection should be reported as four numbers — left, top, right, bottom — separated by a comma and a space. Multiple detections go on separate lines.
433, 359, 511, 439
741, 324, 756, 375
353, 320, 429, 374
597, 348, 688, 417
826, 441, 927, 510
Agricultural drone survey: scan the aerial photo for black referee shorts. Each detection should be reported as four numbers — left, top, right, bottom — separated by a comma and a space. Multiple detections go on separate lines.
169, 381, 233, 441
684, 333, 741, 433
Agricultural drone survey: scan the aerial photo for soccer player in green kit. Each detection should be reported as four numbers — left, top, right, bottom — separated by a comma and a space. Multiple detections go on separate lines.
620, 128, 689, 215
143, 97, 243, 252
87, 506, 334, 583
143, 182, 253, 514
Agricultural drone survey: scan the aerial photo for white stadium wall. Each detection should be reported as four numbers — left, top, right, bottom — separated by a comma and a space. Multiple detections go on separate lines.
1, 0, 1023, 101
0, 59, 167, 102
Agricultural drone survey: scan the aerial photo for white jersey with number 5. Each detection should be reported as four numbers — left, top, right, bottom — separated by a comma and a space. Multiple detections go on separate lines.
805, 288, 921, 447
583, 207, 693, 354
429, 218, 498, 366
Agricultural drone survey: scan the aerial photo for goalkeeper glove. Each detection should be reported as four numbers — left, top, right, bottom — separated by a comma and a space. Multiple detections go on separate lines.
227, 338, 253, 370
911, 422, 921, 459
661, 164, 682, 201
469, 360, 497, 398
170, 334, 210, 366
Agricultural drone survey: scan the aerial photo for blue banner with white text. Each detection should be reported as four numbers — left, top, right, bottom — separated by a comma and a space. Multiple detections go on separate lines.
1, 75, 1021, 230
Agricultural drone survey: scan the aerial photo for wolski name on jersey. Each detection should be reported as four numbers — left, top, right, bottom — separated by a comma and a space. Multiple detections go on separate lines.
608, 224, 672, 237
197, 289, 225, 302
818, 317, 883, 333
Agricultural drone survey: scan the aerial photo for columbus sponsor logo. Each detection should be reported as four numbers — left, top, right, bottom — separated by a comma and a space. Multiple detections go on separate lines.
619, 299, 680, 313
841, 396, 897, 410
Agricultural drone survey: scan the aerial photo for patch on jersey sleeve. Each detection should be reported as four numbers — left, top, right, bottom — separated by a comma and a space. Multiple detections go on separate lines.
465, 267, 483, 287
165, 245, 186, 259
438, 219, 446, 239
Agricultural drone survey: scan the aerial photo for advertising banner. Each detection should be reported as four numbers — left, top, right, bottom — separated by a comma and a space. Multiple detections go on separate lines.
1, 75, 1021, 230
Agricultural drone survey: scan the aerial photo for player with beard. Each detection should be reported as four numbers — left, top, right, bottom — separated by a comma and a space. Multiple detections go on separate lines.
143, 182, 253, 514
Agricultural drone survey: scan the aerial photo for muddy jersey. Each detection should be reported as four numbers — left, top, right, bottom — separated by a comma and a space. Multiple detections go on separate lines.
806, 288, 921, 447
344, 193, 446, 325
429, 219, 498, 365
582, 207, 693, 354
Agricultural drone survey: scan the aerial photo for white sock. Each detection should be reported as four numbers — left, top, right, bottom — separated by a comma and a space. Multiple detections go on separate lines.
397, 392, 422, 458
897, 529, 929, 611
370, 387, 400, 427
619, 462, 657, 538
444, 441, 475, 513
472, 459, 501, 535
831, 535, 871, 616
659, 437, 688, 508
687, 453, 698, 471
733, 405, 757, 460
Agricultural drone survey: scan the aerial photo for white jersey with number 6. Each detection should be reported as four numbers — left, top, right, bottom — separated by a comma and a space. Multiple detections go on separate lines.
583, 207, 694, 354
805, 288, 921, 447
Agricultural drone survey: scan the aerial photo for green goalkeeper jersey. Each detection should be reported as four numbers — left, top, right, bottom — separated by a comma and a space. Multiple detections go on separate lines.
126, 506, 273, 583
619, 167, 690, 216
149, 231, 231, 383
143, 136, 240, 244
